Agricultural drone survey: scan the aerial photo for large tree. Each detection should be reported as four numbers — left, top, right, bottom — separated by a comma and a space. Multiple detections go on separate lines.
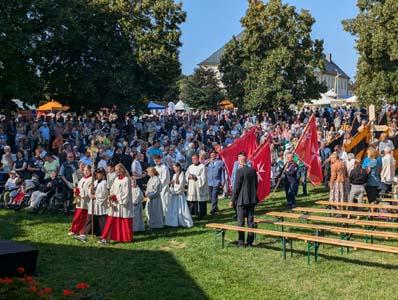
220, 0, 326, 112
178, 67, 224, 110
343, 0, 398, 107
0, 0, 44, 109
219, 36, 246, 110
0, 0, 186, 112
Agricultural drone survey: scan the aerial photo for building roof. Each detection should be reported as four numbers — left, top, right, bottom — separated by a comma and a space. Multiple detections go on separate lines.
322, 54, 350, 79
199, 32, 244, 66
199, 32, 350, 79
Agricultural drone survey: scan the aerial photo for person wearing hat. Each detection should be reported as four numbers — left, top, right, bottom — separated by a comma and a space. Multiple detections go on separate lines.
231, 151, 258, 247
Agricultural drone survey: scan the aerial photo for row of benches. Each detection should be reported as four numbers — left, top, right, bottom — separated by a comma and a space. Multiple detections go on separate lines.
206, 223, 398, 264
205, 200, 398, 264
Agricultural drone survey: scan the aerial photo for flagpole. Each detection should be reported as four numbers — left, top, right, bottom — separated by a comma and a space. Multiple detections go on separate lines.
269, 113, 315, 198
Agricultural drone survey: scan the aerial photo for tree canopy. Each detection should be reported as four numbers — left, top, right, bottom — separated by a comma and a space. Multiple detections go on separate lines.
219, 0, 326, 113
0, 0, 186, 111
343, 0, 398, 107
178, 67, 224, 110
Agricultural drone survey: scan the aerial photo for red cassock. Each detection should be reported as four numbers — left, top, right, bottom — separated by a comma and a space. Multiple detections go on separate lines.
71, 208, 88, 234
101, 176, 134, 242
70, 176, 92, 234
101, 217, 133, 242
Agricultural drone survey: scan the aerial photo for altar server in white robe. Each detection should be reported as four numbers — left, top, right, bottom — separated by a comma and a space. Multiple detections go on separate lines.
76, 168, 108, 241
132, 178, 145, 232
186, 154, 209, 219
99, 164, 133, 244
153, 155, 171, 216
145, 167, 164, 229
165, 163, 193, 227
69, 165, 92, 236
106, 162, 117, 189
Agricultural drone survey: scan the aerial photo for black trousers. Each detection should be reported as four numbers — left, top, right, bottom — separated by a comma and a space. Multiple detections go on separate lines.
365, 186, 379, 203
237, 205, 255, 246
61, 184, 73, 208
82, 215, 107, 236
188, 201, 207, 218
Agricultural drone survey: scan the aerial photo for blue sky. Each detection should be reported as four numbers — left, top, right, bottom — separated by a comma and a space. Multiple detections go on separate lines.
178, 0, 358, 79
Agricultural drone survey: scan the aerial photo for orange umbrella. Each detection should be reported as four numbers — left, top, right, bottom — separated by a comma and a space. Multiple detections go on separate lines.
219, 99, 234, 109
37, 100, 69, 111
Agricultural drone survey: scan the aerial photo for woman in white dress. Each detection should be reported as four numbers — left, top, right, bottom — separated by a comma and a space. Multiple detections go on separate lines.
132, 178, 145, 232
165, 163, 193, 228
145, 167, 164, 229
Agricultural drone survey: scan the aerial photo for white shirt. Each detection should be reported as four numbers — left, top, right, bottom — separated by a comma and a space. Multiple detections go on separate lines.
131, 160, 142, 177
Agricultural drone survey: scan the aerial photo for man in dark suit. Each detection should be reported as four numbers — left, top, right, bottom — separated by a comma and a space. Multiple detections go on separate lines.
284, 153, 299, 209
232, 152, 258, 247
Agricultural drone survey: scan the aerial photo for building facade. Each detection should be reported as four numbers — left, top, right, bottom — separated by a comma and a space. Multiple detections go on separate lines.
199, 33, 351, 98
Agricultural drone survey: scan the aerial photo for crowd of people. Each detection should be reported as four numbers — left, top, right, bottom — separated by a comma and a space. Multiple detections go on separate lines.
0, 104, 397, 245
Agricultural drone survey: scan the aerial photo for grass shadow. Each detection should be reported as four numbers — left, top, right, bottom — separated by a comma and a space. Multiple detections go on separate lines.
25, 241, 210, 300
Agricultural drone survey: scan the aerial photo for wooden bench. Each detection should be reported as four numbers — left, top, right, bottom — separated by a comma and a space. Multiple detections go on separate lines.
273, 221, 398, 246
205, 223, 398, 264
316, 200, 398, 211
264, 211, 398, 230
292, 207, 398, 219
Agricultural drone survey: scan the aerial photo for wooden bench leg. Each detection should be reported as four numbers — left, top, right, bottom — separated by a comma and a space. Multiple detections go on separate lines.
215, 229, 226, 249
282, 237, 287, 259
307, 242, 319, 265
281, 237, 293, 260
253, 222, 258, 243
290, 240, 293, 257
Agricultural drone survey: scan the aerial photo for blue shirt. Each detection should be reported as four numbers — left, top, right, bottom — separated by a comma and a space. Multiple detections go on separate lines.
147, 147, 163, 166
207, 159, 225, 187
366, 159, 381, 187
79, 156, 92, 166
231, 160, 252, 187
362, 156, 382, 169
39, 126, 50, 141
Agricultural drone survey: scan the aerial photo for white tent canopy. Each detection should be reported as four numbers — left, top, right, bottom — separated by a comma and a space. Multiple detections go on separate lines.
346, 95, 358, 104
310, 93, 332, 106
12, 99, 36, 110
175, 100, 190, 111
325, 89, 337, 98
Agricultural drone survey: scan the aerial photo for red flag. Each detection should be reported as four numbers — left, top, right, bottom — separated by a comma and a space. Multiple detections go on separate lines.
294, 114, 323, 185
219, 127, 258, 179
249, 142, 271, 202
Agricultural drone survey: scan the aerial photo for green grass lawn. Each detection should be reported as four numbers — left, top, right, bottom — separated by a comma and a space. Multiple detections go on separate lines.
2, 186, 398, 300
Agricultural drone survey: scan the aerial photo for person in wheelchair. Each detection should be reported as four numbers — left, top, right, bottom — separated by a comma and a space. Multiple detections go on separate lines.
7, 177, 25, 209
25, 172, 62, 213
1, 170, 19, 208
